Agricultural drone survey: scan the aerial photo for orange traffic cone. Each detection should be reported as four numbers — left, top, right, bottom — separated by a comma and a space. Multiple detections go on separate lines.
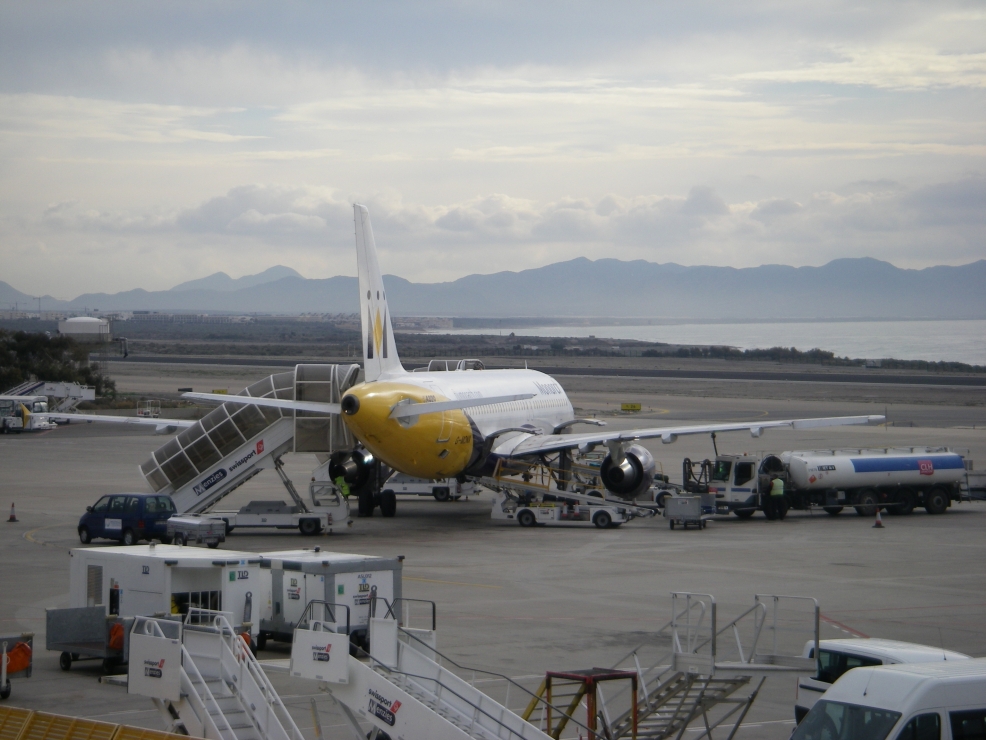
7, 503, 17, 522
873, 509, 883, 528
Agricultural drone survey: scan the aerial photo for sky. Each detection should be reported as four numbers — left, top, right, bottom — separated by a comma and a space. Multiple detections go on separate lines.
0, 1, 984, 299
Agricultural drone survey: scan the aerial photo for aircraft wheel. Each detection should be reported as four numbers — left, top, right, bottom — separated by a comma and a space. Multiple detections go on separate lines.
380, 491, 397, 517
358, 490, 374, 517
592, 511, 612, 529
517, 510, 536, 527
432, 487, 451, 502
0, 680, 10, 700
299, 518, 321, 535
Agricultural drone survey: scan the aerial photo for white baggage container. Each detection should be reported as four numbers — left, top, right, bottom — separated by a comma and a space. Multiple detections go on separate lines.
257, 548, 403, 649
69, 544, 262, 638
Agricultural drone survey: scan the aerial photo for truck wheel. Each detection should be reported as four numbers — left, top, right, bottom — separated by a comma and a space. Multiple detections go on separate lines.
357, 490, 374, 517
656, 492, 669, 508
854, 490, 879, 517
592, 511, 612, 529
734, 509, 755, 519
890, 488, 916, 516
823, 506, 843, 516
299, 518, 321, 535
0, 680, 10, 700
206, 541, 220, 549
59, 652, 72, 671
517, 510, 536, 527
433, 487, 451, 502
924, 487, 949, 515
79, 526, 91, 544
122, 529, 137, 546
102, 658, 119, 674
380, 491, 397, 517
669, 520, 675, 530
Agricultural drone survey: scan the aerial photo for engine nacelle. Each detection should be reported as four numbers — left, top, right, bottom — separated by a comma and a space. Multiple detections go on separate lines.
328, 448, 378, 490
600, 444, 655, 499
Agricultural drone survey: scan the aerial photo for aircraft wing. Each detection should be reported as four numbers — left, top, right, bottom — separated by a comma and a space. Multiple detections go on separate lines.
43, 413, 196, 432
502, 415, 885, 457
183, 392, 342, 414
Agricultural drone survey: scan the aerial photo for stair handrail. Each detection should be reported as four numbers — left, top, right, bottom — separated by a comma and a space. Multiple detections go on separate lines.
298, 600, 351, 635
367, 642, 559, 740
361, 613, 594, 738
136, 617, 233, 740
185, 610, 305, 740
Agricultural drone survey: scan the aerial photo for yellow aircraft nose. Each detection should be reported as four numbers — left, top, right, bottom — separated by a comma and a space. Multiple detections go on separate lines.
340, 382, 474, 479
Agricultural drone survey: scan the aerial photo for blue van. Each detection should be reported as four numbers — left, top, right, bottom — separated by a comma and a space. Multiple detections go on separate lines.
78, 493, 177, 545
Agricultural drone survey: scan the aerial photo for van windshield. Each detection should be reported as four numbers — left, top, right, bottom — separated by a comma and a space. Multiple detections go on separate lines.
792, 700, 900, 740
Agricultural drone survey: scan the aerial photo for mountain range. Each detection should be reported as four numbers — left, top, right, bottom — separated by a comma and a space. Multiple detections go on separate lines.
2, 258, 984, 320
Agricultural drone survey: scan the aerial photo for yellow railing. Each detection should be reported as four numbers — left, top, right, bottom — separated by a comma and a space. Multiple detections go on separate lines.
0, 708, 184, 740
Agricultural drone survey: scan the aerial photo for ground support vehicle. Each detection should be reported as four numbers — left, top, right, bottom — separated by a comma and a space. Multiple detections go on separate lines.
483, 459, 654, 529
791, 658, 986, 740
256, 548, 402, 650
681, 446, 969, 520
663, 494, 716, 530
58, 545, 261, 644
0, 396, 52, 433
78, 493, 177, 545
45, 607, 132, 673
211, 469, 347, 536
0, 633, 33, 699
383, 471, 476, 501
166, 515, 225, 548
794, 638, 970, 723
141, 364, 359, 537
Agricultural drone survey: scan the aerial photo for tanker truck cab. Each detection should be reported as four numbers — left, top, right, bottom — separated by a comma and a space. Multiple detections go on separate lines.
795, 639, 970, 724
791, 658, 986, 740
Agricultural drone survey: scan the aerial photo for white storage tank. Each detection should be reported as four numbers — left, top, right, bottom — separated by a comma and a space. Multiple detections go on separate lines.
58, 316, 111, 342
69, 544, 262, 637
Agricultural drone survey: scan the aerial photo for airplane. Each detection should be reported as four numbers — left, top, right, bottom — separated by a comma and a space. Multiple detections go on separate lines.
179, 205, 883, 507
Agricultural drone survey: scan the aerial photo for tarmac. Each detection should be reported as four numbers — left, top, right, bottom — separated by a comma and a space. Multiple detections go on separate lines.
1, 362, 984, 739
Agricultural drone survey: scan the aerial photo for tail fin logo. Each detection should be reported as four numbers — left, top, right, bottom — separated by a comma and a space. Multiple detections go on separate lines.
367, 306, 388, 360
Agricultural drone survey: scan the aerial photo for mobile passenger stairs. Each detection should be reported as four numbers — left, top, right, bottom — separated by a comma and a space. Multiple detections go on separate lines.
482, 457, 658, 529
127, 610, 305, 740
2, 379, 96, 413
140, 365, 360, 535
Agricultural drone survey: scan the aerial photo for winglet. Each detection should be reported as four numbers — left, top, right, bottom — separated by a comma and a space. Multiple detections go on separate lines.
355, 204, 403, 381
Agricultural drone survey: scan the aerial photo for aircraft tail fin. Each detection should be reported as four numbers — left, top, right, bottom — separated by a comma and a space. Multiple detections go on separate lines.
354, 204, 403, 381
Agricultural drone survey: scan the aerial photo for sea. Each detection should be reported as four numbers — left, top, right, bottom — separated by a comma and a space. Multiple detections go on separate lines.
429, 319, 986, 367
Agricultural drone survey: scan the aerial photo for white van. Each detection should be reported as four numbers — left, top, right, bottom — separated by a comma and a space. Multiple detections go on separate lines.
795, 639, 970, 723
383, 472, 476, 502
791, 658, 986, 740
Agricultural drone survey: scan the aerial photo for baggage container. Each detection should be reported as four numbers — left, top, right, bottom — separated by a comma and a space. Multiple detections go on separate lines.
257, 548, 402, 649
66, 544, 261, 639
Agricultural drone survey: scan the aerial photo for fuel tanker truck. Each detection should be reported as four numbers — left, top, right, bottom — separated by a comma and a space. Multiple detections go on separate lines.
679, 446, 969, 520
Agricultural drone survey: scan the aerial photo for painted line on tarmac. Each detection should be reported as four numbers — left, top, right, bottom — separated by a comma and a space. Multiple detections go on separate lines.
404, 576, 502, 589
23, 523, 66, 547
821, 614, 869, 638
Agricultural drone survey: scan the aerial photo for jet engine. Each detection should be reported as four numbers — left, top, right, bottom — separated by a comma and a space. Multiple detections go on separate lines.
599, 444, 655, 499
329, 447, 379, 491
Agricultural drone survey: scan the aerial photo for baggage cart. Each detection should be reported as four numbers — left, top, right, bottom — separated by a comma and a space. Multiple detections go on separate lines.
45, 607, 132, 673
0, 633, 33, 700
166, 514, 225, 548
664, 494, 715, 530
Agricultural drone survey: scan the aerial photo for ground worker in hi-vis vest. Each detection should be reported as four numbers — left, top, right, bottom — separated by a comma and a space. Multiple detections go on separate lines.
334, 476, 351, 499
768, 475, 785, 519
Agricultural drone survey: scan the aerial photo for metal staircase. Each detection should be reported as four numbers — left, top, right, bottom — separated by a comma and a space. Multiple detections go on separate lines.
139, 364, 359, 516
285, 600, 575, 740
128, 611, 304, 740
